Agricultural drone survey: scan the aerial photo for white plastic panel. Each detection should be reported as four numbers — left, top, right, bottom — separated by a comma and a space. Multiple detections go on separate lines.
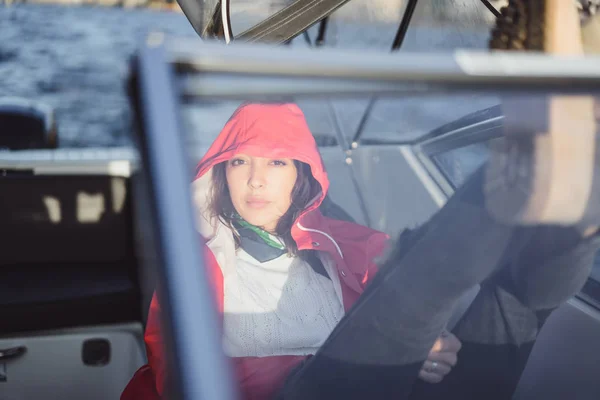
350, 145, 444, 239
0, 323, 146, 400
318, 147, 368, 226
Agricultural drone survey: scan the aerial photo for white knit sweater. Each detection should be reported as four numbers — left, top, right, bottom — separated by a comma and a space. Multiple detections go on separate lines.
222, 248, 345, 357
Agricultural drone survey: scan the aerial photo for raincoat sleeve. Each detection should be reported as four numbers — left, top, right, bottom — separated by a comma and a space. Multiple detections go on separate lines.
326, 218, 389, 288
120, 243, 224, 400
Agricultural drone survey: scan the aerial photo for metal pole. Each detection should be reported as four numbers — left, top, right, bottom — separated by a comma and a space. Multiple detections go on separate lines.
136, 33, 237, 400
391, 0, 419, 51
480, 0, 501, 18
316, 17, 329, 46
351, 0, 420, 148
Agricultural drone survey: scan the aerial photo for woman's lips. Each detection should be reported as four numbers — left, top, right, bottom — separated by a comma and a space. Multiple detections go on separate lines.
246, 198, 270, 209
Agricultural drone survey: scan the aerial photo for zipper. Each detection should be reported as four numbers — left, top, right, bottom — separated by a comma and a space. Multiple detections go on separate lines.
296, 222, 344, 259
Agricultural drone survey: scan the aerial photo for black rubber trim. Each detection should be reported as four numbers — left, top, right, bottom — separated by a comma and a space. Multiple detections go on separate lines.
391, 0, 419, 51
480, 0, 501, 18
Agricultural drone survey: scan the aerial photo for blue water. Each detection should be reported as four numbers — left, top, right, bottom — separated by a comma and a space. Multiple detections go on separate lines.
0, 4, 196, 146
0, 2, 499, 147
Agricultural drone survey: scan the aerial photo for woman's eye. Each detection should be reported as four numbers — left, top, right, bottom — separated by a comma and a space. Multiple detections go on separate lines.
230, 159, 245, 166
271, 160, 287, 166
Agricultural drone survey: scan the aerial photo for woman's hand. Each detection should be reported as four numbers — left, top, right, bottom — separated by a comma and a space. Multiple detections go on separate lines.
418, 331, 462, 384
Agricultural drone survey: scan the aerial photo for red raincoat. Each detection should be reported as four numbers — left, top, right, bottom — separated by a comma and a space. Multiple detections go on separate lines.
121, 103, 389, 400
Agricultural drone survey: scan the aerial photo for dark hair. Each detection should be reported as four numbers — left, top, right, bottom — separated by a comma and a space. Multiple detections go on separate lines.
209, 160, 321, 255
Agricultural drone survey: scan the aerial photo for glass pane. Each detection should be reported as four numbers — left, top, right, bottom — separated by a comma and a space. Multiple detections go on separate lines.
431, 139, 499, 188
330, 96, 501, 144
175, 77, 600, 396
9, 0, 600, 397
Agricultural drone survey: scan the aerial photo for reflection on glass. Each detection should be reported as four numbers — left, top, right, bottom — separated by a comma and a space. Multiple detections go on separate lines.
136, 91, 600, 399
432, 134, 600, 293
432, 140, 495, 188
115, 0, 600, 397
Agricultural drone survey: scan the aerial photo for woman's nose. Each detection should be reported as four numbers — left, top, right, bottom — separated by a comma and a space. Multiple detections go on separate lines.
248, 166, 266, 189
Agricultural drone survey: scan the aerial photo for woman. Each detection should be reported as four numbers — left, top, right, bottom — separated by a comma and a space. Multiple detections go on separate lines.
122, 102, 600, 400
122, 103, 461, 400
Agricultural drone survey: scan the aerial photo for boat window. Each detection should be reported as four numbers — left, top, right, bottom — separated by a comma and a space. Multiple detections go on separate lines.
430, 139, 495, 189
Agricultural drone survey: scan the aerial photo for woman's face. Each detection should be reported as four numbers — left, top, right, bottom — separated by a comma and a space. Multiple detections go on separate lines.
225, 154, 298, 232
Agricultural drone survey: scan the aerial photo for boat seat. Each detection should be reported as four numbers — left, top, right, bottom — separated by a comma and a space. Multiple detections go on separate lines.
0, 172, 146, 399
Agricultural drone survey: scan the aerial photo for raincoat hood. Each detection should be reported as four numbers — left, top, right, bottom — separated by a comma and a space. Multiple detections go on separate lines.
194, 102, 329, 214
192, 102, 388, 274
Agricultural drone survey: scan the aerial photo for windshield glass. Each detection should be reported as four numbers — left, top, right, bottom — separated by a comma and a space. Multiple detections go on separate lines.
175, 78, 600, 399
165, 6, 600, 391
5, 1, 600, 399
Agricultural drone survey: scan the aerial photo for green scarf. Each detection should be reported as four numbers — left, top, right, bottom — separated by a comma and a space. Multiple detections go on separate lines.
233, 214, 285, 250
